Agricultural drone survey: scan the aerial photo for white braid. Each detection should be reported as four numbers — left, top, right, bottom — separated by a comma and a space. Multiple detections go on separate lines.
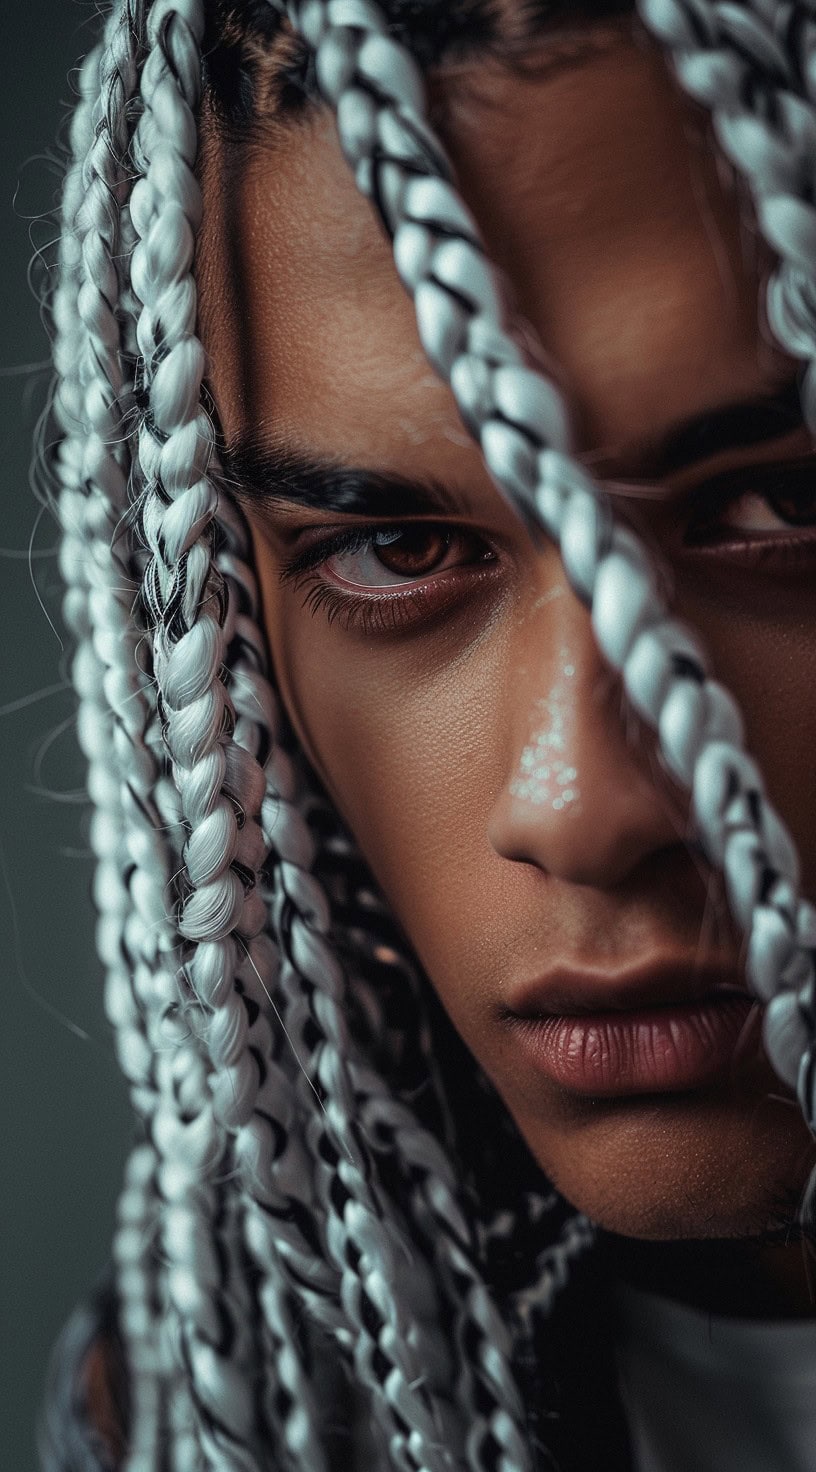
52, 9, 182, 1463
273, 0, 816, 1137
55, 3, 288, 1466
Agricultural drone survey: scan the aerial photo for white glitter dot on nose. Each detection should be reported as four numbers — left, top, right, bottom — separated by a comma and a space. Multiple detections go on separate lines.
553, 797, 564, 810
564, 664, 575, 677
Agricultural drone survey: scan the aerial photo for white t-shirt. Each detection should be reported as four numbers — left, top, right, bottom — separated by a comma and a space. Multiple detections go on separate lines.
612, 1279, 816, 1472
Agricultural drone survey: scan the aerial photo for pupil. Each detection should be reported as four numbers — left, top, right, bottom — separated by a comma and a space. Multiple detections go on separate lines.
768, 483, 816, 527
374, 527, 451, 575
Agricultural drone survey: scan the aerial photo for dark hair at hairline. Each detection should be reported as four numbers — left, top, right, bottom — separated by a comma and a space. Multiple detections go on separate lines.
201, 0, 637, 143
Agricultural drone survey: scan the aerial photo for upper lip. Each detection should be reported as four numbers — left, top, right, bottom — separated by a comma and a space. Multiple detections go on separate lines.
505, 961, 752, 1018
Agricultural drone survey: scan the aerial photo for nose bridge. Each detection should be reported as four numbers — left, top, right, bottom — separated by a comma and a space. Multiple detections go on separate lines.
489, 579, 682, 888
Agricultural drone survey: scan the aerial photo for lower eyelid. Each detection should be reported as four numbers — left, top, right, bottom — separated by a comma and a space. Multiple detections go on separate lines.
296, 558, 504, 635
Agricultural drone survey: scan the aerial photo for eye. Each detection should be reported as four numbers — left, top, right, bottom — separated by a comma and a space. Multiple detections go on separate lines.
277, 521, 500, 638
683, 460, 816, 560
324, 525, 487, 588
708, 480, 816, 535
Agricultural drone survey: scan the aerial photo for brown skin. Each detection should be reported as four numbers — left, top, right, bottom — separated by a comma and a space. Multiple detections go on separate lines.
197, 29, 816, 1312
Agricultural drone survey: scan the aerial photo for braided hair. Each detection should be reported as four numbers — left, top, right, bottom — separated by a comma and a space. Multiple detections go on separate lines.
38, 0, 816, 1469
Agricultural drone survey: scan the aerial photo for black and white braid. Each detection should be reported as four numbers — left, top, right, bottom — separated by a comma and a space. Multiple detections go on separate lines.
51, 9, 194, 1465
55, 2, 296, 1466
127, 3, 328, 1467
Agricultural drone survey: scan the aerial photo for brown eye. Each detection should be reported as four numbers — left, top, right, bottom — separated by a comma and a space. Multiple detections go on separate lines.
320, 524, 493, 590
285, 520, 502, 635
373, 526, 455, 577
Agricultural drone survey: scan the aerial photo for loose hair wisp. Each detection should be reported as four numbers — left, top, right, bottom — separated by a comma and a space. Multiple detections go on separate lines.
47, 0, 816, 1469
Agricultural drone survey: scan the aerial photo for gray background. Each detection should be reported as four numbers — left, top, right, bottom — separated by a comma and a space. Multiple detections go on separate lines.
2, 3, 131, 1465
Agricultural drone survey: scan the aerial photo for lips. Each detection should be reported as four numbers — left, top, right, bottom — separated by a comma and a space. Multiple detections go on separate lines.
502, 961, 759, 1096
505, 961, 751, 1020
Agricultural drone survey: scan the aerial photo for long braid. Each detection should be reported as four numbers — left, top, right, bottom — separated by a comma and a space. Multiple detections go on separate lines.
50, 9, 184, 1464
265, 760, 557, 1472
127, 12, 340, 1466
259, 717, 539, 1468
249, 721, 477, 1469
215, 466, 336, 1472
56, 3, 275, 1466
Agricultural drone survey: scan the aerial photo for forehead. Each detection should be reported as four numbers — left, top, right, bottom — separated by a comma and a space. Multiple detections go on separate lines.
197, 29, 778, 480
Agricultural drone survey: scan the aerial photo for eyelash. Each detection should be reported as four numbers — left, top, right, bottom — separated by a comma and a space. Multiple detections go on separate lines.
279, 525, 497, 635
682, 459, 816, 566
278, 465, 816, 635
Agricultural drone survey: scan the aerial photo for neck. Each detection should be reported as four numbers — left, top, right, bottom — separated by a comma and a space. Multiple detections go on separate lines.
598, 1231, 816, 1320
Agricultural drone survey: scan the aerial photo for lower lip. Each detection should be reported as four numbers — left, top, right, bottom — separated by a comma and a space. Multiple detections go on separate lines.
509, 993, 757, 1096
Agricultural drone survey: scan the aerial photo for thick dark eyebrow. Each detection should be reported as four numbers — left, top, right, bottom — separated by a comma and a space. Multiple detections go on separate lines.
221, 378, 808, 522
605, 376, 807, 481
219, 436, 472, 520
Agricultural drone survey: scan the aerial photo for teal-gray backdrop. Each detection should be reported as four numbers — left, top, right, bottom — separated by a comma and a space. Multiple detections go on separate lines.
2, 4, 132, 1467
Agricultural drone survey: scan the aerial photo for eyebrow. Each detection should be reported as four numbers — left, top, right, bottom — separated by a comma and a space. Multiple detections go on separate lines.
220, 436, 471, 521
603, 376, 806, 481
221, 376, 808, 522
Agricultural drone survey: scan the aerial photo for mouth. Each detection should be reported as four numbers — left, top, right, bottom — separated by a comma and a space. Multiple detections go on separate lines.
501, 964, 759, 1097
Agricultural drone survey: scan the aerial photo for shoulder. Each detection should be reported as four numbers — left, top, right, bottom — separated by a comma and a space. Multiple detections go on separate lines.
38, 1274, 128, 1472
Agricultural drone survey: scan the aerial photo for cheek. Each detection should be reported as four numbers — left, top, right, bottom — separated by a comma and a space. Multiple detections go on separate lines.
280, 614, 493, 890
264, 575, 527, 1008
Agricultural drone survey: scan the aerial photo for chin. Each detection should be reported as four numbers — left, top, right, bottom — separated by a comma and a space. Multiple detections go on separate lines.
514, 1085, 816, 1242
552, 1181, 805, 1243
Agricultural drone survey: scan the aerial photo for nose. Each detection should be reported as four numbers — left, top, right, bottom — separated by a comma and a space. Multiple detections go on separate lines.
487, 581, 683, 889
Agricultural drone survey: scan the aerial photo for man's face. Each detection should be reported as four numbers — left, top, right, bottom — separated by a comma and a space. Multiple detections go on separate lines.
198, 25, 816, 1240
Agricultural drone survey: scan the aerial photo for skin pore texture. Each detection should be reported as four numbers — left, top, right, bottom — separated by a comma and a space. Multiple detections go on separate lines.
197, 22, 816, 1316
